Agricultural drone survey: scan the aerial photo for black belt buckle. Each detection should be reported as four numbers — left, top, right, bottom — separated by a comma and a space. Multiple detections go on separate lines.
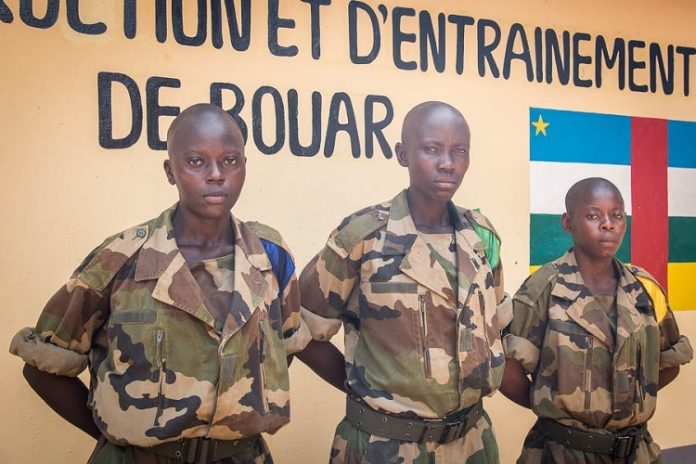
418, 420, 442, 442
440, 419, 465, 444
611, 435, 635, 458
179, 437, 197, 463
180, 437, 212, 464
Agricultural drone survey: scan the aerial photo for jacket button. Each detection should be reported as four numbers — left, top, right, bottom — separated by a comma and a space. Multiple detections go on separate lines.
136, 228, 146, 238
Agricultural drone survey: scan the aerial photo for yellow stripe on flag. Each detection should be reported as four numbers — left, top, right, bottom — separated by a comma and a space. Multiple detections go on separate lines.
668, 262, 696, 311
526, 262, 696, 311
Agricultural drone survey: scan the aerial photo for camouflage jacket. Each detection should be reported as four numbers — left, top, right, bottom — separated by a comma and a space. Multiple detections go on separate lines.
302, 190, 511, 418
10, 205, 310, 447
504, 250, 693, 463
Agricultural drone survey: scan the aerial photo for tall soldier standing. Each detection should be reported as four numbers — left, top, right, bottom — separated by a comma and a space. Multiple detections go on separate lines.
297, 101, 511, 463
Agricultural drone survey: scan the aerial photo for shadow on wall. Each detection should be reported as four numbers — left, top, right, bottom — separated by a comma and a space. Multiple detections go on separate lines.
663, 444, 696, 463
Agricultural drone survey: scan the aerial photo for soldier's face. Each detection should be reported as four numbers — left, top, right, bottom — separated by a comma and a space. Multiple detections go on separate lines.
562, 188, 626, 260
164, 115, 246, 221
397, 107, 470, 204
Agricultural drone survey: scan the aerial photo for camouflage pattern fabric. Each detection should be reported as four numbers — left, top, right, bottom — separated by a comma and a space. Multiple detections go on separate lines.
504, 249, 694, 464
10, 205, 310, 451
301, 190, 509, 463
87, 434, 273, 464
329, 413, 499, 464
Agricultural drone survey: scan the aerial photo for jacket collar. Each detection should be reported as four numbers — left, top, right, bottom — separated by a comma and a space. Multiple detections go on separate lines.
551, 249, 645, 352
133, 204, 272, 333
381, 190, 487, 304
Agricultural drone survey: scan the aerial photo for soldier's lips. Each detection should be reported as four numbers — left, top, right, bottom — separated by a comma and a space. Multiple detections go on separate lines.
203, 192, 228, 204
433, 180, 459, 189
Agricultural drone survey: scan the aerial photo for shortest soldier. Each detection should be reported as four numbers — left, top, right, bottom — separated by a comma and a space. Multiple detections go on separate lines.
501, 177, 693, 463
10, 104, 310, 463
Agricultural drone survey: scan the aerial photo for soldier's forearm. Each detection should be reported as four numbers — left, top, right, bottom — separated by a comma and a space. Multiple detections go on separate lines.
296, 339, 347, 392
499, 358, 532, 409
22, 363, 100, 439
658, 365, 680, 390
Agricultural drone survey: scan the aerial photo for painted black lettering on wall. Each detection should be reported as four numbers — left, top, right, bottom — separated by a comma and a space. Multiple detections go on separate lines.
67, 0, 106, 35
210, 82, 249, 141
1, 1, 693, 96
268, 0, 298, 56
98, 72, 143, 149
0, 0, 14, 23
211, 0, 251, 50
19, 0, 59, 29
146, 77, 181, 150
97, 71, 395, 158
301, 0, 331, 59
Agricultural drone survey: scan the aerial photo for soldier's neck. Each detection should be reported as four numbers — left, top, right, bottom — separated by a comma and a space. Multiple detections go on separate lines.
406, 189, 451, 231
574, 251, 618, 294
171, 207, 236, 264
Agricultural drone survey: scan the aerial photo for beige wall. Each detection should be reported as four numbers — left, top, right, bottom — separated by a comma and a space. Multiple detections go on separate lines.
1, 1, 695, 462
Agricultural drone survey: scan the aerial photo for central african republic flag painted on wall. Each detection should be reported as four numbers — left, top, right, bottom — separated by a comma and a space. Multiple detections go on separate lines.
529, 108, 696, 311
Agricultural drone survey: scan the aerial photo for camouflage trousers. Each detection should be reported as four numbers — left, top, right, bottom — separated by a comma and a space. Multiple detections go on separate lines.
329, 411, 499, 464
516, 423, 661, 464
87, 435, 273, 464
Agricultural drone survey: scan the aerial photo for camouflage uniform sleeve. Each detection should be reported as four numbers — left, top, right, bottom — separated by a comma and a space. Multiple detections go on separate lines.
630, 265, 694, 369
269, 237, 312, 356
492, 254, 513, 328
502, 266, 556, 374
9, 240, 114, 377
657, 306, 694, 369
466, 209, 512, 327
280, 272, 312, 355
247, 221, 312, 356
300, 222, 364, 342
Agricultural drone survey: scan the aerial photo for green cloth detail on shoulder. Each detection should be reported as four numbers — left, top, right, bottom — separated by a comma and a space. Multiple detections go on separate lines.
467, 209, 501, 270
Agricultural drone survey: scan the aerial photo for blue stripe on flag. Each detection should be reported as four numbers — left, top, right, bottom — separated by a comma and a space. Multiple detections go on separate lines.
668, 120, 696, 168
530, 108, 631, 165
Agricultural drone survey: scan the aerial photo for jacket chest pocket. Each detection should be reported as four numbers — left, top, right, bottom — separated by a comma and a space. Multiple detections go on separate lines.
257, 310, 289, 414
358, 280, 431, 377
360, 279, 458, 383
545, 319, 594, 410
455, 285, 498, 391
103, 309, 168, 421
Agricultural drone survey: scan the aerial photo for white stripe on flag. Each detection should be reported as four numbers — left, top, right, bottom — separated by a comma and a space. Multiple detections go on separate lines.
669, 168, 696, 217
530, 161, 632, 215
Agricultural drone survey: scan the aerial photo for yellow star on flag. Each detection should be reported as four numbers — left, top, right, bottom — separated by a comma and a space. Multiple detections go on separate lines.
531, 114, 550, 136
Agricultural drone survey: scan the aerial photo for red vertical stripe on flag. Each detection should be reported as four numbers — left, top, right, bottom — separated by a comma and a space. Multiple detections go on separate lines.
630, 118, 668, 287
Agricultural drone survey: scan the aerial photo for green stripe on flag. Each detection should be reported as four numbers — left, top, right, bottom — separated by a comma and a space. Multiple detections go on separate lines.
669, 216, 696, 262
530, 214, 632, 266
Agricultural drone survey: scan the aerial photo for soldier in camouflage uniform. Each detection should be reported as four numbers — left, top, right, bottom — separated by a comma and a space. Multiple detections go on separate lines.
297, 102, 511, 463
501, 177, 693, 463
10, 104, 310, 463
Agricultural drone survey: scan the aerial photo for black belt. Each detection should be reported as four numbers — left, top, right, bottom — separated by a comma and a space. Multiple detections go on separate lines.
346, 395, 483, 444
537, 417, 648, 459
145, 436, 257, 463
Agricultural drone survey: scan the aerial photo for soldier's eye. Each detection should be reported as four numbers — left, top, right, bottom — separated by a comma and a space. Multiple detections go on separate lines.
587, 214, 598, 220
187, 157, 203, 167
222, 156, 237, 167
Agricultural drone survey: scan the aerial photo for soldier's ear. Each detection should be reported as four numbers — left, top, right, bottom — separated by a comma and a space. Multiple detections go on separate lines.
561, 212, 572, 233
163, 159, 175, 185
395, 142, 408, 167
